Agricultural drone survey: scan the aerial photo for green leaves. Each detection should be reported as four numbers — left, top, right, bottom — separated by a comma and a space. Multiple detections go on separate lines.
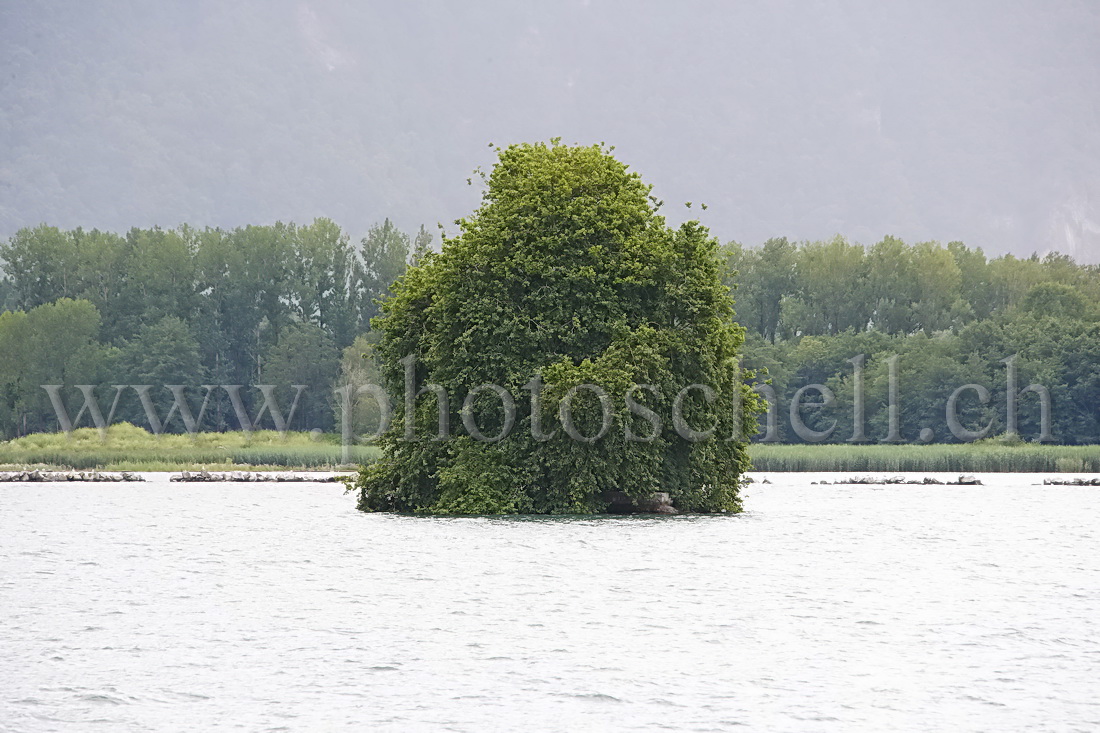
0, 298, 114, 434
357, 142, 758, 515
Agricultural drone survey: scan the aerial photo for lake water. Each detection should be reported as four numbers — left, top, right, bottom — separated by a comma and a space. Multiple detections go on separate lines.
2, 473, 1098, 732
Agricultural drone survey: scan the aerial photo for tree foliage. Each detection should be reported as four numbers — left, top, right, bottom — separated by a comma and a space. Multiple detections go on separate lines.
2, 156, 1098, 448
353, 141, 760, 515
0, 217, 423, 437
727, 240, 1100, 444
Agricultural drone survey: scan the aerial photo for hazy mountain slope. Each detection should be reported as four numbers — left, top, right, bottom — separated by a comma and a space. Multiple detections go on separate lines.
2, 0, 1097, 260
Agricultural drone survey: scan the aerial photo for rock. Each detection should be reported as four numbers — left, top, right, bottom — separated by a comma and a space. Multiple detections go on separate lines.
634, 492, 674, 513
834, 475, 960, 487
0, 469, 142, 482
604, 490, 679, 514
166, 471, 338, 483
1039, 477, 1100, 486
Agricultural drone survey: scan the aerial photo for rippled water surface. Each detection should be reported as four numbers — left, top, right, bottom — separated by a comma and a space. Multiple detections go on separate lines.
2, 474, 1099, 732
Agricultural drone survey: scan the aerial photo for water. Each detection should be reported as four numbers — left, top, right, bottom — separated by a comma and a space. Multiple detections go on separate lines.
2, 473, 1098, 732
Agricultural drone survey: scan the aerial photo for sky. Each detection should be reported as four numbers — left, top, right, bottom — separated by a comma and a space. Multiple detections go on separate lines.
2, 0, 1098, 261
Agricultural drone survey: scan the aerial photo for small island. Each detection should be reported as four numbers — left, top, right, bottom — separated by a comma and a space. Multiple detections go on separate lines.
347, 141, 762, 515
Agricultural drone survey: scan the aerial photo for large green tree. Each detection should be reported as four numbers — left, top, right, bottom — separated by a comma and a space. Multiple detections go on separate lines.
350, 141, 760, 514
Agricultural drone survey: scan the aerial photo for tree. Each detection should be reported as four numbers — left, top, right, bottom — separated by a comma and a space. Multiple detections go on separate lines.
724, 237, 798, 342
332, 333, 387, 438
948, 240, 990, 320
106, 226, 197, 343
858, 335, 994, 444
116, 316, 207, 431
356, 219, 409, 327
0, 225, 81, 310
193, 224, 292, 387
410, 224, 433, 267
259, 322, 340, 432
909, 241, 963, 332
288, 218, 356, 347
866, 235, 916, 333
1020, 282, 1090, 320
781, 236, 869, 336
0, 298, 115, 435
349, 141, 761, 514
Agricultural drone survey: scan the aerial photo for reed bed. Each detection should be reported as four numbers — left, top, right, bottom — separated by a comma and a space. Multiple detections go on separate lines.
748, 443, 1100, 473
3, 424, 1095, 473
0, 424, 379, 471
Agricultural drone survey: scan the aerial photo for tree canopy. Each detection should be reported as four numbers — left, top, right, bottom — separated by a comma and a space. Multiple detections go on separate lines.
725, 238, 1100, 444
352, 141, 760, 515
0, 218, 427, 436
1, 151, 1098, 447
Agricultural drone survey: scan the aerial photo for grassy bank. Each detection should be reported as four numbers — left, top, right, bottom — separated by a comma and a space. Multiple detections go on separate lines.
2, 425, 1096, 473
0, 424, 379, 471
748, 443, 1100, 473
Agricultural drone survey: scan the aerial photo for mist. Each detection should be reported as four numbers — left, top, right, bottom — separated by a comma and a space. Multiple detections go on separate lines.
2, 0, 1097, 260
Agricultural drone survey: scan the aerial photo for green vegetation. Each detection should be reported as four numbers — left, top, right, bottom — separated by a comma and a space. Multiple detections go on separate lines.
0, 423, 378, 472
749, 443, 1100, 474
3, 423, 1093, 475
2, 142, 1098, 494
726, 237, 1100, 444
0, 218, 420, 437
350, 141, 760, 514
3, 212, 1097, 449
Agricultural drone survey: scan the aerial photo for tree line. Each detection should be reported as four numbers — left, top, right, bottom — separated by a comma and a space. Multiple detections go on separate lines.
0, 219, 425, 436
724, 237, 1100, 444
0, 224, 1097, 444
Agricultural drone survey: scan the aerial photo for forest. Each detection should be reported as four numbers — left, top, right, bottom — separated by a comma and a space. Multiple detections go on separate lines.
0, 219, 426, 436
725, 237, 1100, 444
0, 223, 1097, 444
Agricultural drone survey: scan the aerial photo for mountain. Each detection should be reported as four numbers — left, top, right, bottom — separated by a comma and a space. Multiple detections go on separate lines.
2, 0, 1097, 261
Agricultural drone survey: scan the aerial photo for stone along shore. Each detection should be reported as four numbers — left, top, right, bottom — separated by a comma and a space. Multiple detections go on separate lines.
0, 470, 143, 482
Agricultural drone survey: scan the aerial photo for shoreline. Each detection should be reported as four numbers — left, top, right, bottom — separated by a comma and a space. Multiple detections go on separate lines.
1, 469, 1096, 486
3, 429, 1097, 474
748, 470, 1100, 485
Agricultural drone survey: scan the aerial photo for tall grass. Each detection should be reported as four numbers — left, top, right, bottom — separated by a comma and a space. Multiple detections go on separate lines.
3, 423, 1095, 473
0, 423, 379, 471
748, 443, 1100, 473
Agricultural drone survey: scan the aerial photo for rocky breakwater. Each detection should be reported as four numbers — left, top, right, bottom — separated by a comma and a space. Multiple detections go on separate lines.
812, 475, 984, 486
170, 471, 340, 483
0, 469, 143, 482
1040, 477, 1100, 486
